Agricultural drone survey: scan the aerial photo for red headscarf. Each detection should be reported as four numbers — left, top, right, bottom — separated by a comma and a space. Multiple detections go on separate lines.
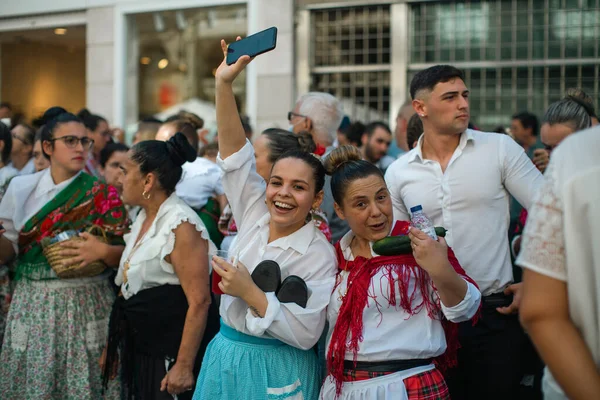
327, 221, 480, 397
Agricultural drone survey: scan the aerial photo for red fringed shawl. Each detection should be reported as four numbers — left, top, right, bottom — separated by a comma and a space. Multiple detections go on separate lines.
327, 221, 480, 397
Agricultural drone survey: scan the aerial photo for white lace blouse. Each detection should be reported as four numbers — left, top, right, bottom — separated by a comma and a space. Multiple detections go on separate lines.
115, 193, 216, 300
516, 126, 600, 400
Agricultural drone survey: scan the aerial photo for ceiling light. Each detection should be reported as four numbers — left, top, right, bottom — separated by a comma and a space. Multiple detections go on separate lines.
140, 56, 151, 65
158, 58, 169, 69
54, 28, 67, 35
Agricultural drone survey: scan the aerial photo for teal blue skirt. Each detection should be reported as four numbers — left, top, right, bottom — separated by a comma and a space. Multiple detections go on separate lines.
193, 320, 320, 400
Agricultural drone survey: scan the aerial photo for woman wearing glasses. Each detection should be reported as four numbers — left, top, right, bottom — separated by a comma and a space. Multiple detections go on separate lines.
0, 109, 128, 399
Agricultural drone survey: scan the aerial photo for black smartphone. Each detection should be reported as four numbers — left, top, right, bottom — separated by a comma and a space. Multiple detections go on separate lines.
226, 27, 278, 65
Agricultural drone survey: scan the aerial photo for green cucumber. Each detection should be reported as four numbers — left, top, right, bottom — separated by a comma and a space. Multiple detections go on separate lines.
372, 235, 411, 256
372, 226, 448, 256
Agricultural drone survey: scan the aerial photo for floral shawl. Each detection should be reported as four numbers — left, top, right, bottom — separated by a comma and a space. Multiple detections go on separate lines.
16, 173, 129, 280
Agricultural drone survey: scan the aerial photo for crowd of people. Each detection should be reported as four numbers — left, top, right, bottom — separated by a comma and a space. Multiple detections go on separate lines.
0, 36, 597, 400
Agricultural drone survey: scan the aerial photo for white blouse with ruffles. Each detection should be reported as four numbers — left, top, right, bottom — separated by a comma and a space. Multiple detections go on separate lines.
115, 193, 216, 300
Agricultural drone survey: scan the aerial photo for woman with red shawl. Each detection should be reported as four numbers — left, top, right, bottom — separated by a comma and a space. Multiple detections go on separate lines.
320, 145, 481, 399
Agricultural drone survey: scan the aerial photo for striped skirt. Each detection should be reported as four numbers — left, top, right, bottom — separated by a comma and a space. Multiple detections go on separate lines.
193, 321, 320, 400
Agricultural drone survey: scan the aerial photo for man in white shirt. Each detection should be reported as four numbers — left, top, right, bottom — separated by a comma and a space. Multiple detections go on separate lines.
518, 125, 600, 400
385, 65, 543, 399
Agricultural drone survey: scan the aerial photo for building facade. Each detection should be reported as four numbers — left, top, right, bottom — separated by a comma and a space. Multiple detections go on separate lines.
0, 0, 598, 134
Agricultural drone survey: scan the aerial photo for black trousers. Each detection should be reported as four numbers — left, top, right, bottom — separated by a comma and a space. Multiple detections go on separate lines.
446, 294, 543, 400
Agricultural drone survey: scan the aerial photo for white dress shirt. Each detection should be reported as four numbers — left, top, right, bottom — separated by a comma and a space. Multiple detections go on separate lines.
326, 230, 480, 362
218, 141, 338, 350
115, 193, 216, 300
0, 158, 35, 188
385, 129, 543, 295
176, 157, 224, 210
0, 169, 80, 253
517, 126, 600, 400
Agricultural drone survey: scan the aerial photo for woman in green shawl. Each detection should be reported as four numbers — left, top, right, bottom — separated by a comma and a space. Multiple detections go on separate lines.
0, 109, 128, 399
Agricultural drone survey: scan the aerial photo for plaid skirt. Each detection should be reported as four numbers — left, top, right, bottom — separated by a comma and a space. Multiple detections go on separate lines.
321, 366, 450, 400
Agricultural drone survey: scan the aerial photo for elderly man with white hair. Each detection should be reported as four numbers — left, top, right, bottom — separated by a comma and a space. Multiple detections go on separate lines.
288, 92, 344, 156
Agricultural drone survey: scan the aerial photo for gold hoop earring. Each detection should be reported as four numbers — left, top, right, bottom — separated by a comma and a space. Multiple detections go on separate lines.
142, 190, 151, 200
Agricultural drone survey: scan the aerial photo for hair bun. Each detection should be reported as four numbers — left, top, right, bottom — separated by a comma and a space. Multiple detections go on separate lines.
42, 106, 68, 125
296, 131, 317, 154
166, 132, 197, 166
565, 88, 597, 118
323, 145, 362, 175
77, 108, 92, 119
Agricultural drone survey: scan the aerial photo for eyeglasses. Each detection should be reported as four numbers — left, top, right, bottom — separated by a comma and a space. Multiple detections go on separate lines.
50, 136, 95, 150
287, 111, 308, 122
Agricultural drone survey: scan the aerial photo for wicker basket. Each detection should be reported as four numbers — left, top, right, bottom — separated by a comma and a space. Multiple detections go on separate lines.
43, 225, 108, 279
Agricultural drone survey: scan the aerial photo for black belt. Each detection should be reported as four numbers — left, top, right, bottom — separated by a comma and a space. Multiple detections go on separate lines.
343, 358, 432, 373
482, 292, 513, 309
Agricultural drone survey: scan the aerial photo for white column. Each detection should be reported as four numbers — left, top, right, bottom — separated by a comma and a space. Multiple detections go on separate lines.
246, 0, 295, 134
390, 3, 409, 129
86, 6, 115, 123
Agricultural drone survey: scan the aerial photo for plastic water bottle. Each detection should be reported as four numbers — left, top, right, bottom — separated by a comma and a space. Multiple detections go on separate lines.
410, 205, 438, 240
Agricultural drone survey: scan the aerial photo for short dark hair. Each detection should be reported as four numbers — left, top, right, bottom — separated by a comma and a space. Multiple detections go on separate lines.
364, 121, 392, 137
344, 122, 366, 147
410, 65, 465, 99
0, 102, 11, 110
406, 114, 423, 149
100, 142, 129, 168
512, 111, 540, 136
77, 108, 107, 132
131, 132, 197, 195
0, 121, 12, 163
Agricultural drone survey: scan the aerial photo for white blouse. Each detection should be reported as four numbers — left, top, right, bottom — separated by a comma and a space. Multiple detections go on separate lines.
115, 193, 216, 300
0, 169, 80, 253
176, 157, 224, 210
326, 230, 481, 362
218, 141, 338, 350
385, 129, 543, 295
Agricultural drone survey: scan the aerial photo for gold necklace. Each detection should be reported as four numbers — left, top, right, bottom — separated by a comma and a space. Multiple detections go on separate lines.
122, 228, 150, 284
